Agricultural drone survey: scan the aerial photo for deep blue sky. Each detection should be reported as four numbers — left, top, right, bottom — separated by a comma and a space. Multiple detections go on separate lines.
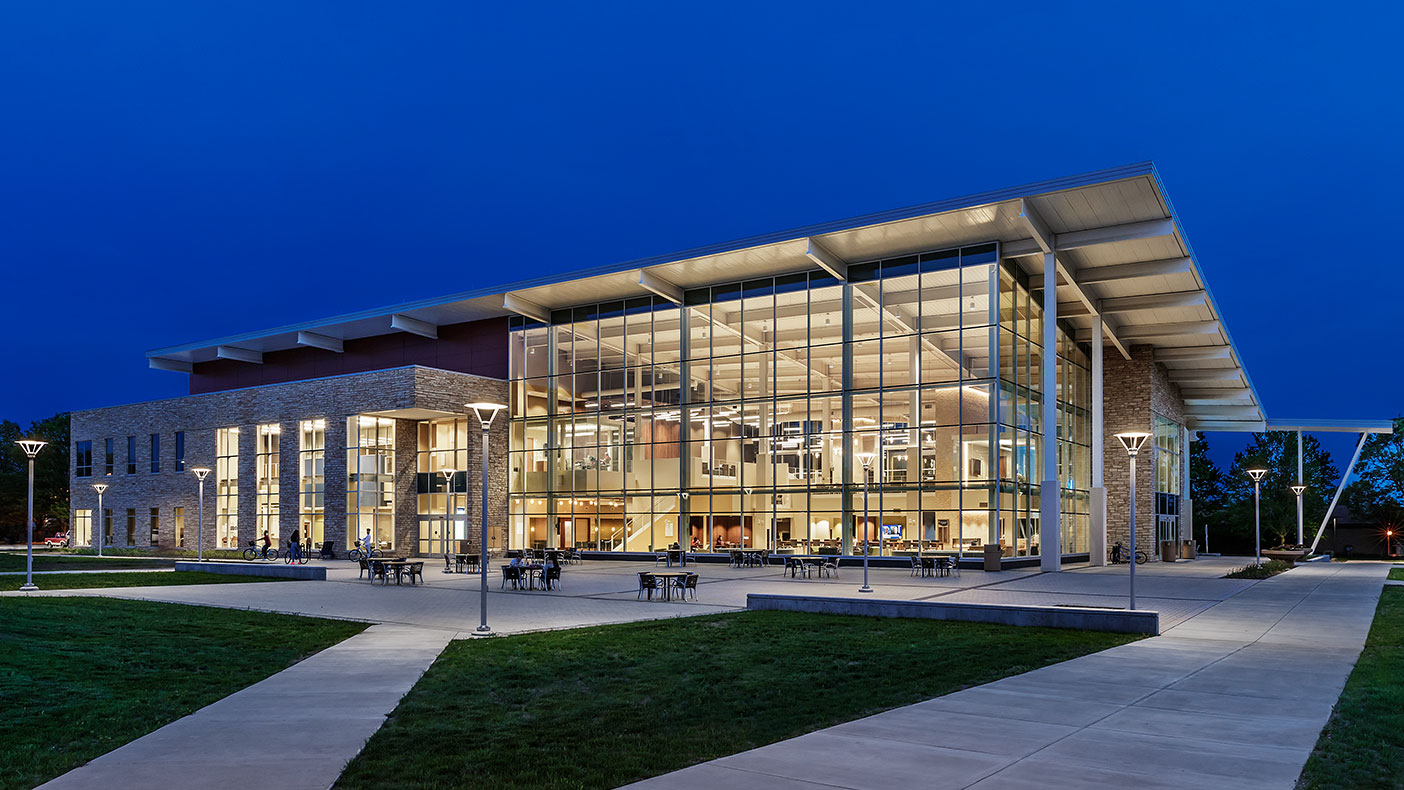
1, 2, 1398, 473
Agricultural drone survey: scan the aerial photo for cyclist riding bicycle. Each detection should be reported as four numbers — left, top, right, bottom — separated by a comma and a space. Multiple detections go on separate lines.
260, 531, 272, 559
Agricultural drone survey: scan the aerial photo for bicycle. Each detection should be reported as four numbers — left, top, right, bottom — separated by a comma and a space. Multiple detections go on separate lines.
348, 542, 382, 562
285, 548, 309, 565
242, 542, 280, 562
1110, 542, 1148, 565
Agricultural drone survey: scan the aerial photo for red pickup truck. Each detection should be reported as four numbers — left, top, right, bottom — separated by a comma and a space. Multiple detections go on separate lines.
42, 532, 70, 548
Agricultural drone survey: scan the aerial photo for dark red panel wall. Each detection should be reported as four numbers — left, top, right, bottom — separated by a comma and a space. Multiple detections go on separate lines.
189, 317, 510, 394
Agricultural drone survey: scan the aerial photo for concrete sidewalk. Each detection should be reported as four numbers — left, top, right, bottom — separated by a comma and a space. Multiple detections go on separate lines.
38, 623, 454, 790
620, 561, 1389, 790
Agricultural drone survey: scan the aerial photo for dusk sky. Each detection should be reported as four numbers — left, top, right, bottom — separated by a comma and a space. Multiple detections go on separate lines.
1, 2, 1398, 472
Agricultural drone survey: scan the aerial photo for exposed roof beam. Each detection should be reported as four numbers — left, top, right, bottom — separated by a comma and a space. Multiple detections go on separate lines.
804, 237, 847, 280
1053, 258, 1131, 359
1117, 321, 1222, 340
638, 269, 683, 304
296, 331, 343, 353
1266, 418, 1395, 434
148, 357, 193, 373
1099, 290, 1206, 315
1155, 347, 1232, 362
215, 345, 263, 364
501, 294, 550, 324
1017, 199, 1053, 254
390, 314, 438, 339
1055, 218, 1176, 251
1173, 370, 1245, 385
1185, 393, 1257, 406
1192, 419, 1268, 432
1186, 406, 1266, 420
1078, 257, 1193, 285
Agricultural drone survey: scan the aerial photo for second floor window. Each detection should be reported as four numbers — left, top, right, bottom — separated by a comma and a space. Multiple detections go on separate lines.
151, 434, 161, 473
75, 441, 93, 477
175, 431, 185, 472
104, 438, 114, 476
126, 436, 136, 474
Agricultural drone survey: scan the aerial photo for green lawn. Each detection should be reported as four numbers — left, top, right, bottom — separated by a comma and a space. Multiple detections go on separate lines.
0, 571, 290, 591
1387, 567, 1404, 581
0, 598, 365, 790
1298, 587, 1404, 789
0, 552, 174, 572
337, 611, 1139, 790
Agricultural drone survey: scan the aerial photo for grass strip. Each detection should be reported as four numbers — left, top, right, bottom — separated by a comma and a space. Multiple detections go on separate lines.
0, 598, 365, 790
1387, 568, 1404, 582
0, 552, 175, 572
0, 571, 291, 591
338, 610, 1138, 790
1297, 587, 1404, 789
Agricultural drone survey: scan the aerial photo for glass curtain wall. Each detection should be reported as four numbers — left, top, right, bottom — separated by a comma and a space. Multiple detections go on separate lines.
417, 418, 469, 555
1154, 414, 1182, 544
255, 424, 280, 544
299, 419, 326, 546
508, 242, 1093, 560
346, 415, 395, 550
215, 427, 239, 548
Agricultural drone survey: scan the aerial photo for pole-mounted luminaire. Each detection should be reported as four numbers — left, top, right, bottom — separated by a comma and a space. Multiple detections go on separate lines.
1247, 468, 1267, 564
1289, 484, 1307, 547
856, 450, 877, 594
1115, 432, 1150, 610
16, 439, 48, 592
192, 467, 212, 562
440, 467, 457, 573
468, 402, 505, 637
92, 483, 109, 557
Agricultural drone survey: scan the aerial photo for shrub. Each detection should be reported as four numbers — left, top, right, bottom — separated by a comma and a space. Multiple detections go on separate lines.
1224, 559, 1293, 579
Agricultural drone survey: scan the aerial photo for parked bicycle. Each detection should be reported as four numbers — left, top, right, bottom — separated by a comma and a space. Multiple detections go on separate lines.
1110, 541, 1148, 565
242, 541, 280, 561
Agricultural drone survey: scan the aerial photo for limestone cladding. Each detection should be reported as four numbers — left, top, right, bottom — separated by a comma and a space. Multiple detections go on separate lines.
69, 365, 509, 557
1101, 345, 1188, 562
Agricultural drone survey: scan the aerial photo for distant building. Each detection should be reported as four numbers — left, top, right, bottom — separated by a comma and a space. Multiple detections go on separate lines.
1315, 505, 1397, 559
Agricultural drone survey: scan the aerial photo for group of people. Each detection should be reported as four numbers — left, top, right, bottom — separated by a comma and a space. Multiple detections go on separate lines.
257, 524, 311, 560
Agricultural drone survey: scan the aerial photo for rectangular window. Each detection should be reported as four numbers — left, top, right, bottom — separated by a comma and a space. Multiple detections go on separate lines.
216, 427, 240, 549
174, 507, 185, 547
104, 438, 114, 476
103, 509, 113, 546
256, 424, 280, 544
75, 441, 93, 477
150, 434, 160, 473
347, 415, 395, 550
74, 509, 92, 547
149, 508, 160, 545
299, 419, 326, 548
175, 431, 185, 472
126, 436, 136, 475
125, 508, 136, 546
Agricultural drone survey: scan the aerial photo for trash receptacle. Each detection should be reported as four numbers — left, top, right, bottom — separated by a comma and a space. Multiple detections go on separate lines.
1180, 539, 1197, 560
983, 544, 1002, 571
1160, 540, 1177, 562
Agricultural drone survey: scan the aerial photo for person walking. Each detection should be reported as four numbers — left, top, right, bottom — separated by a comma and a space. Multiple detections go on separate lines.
260, 530, 272, 559
288, 526, 301, 562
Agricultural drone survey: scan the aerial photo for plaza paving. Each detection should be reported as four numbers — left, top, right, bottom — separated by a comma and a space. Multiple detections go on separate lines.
12, 556, 1387, 789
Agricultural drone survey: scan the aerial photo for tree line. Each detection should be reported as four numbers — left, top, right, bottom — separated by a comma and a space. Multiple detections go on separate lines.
0, 413, 70, 544
1191, 419, 1404, 555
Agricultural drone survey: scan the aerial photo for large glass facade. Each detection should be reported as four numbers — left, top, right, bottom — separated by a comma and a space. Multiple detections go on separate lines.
1154, 414, 1182, 544
346, 415, 395, 550
507, 242, 1093, 560
416, 418, 469, 555
215, 427, 239, 548
255, 423, 280, 543
299, 419, 326, 547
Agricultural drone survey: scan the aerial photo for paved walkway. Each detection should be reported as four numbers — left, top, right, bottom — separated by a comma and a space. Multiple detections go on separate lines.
621, 561, 1390, 790
38, 623, 454, 790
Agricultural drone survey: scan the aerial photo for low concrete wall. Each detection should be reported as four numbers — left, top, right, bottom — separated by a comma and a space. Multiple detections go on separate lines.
174, 561, 326, 580
747, 593, 1159, 635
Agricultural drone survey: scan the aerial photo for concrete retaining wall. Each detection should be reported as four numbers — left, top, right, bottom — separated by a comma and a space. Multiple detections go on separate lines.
747, 593, 1159, 635
174, 561, 326, 580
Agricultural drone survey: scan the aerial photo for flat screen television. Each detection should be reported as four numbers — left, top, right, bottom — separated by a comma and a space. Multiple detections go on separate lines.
881, 523, 902, 540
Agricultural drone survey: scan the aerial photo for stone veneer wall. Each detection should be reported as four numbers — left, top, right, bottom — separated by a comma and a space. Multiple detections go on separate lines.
69, 365, 508, 556
1101, 345, 1188, 561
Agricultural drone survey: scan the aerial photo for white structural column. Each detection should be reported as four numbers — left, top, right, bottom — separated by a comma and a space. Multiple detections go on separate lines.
1182, 424, 1193, 546
1040, 248, 1062, 571
1089, 315, 1106, 566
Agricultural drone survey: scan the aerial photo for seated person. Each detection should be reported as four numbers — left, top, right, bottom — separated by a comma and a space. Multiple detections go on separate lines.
690, 537, 702, 551
509, 554, 523, 568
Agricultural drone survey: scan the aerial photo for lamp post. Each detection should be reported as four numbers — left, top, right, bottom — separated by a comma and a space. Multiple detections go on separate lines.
468, 402, 505, 637
192, 467, 211, 561
1247, 468, 1267, 564
16, 439, 48, 592
856, 451, 876, 594
93, 483, 109, 556
1115, 432, 1150, 611
1290, 485, 1307, 547
440, 467, 456, 572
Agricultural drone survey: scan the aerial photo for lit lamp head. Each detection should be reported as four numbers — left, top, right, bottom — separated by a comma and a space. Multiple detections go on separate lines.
1290, 485, 1306, 497
439, 467, 456, 482
92, 483, 109, 495
466, 401, 507, 429
856, 451, 877, 471
1247, 468, 1268, 483
1114, 431, 1151, 458
15, 439, 47, 459
192, 467, 212, 482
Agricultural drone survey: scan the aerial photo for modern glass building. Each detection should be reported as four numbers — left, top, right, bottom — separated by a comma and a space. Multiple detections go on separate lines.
73, 163, 1391, 568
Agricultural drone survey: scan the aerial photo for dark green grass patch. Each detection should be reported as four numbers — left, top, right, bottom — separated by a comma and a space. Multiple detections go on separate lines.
0, 571, 291, 591
1386, 568, 1403, 582
337, 610, 1138, 790
1297, 587, 1404, 789
0, 552, 175, 572
0, 598, 365, 790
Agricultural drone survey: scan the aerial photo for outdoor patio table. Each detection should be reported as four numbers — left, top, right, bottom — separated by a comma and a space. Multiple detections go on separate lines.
380, 560, 410, 585
649, 570, 690, 601
454, 553, 480, 573
666, 549, 688, 568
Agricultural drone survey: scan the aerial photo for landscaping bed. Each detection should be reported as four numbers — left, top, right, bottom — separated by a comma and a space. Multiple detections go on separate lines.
1225, 559, 1293, 579
337, 610, 1139, 790
0, 598, 365, 790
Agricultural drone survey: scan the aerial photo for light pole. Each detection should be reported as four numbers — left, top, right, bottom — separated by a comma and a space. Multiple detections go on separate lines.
440, 467, 456, 572
1115, 432, 1150, 611
468, 402, 505, 637
1290, 485, 1306, 547
857, 451, 876, 594
192, 467, 211, 561
93, 483, 109, 557
16, 439, 48, 592
1247, 468, 1267, 564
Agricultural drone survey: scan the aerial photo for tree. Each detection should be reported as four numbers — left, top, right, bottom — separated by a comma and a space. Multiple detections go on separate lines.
0, 413, 70, 544
1224, 431, 1340, 550
1342, 418, 1404, 528
1189, 432, 1229, 546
